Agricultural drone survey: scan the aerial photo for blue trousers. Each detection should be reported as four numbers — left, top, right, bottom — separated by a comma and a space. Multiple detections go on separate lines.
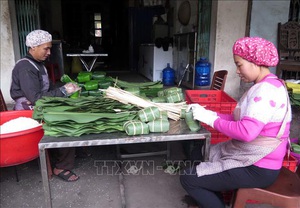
180, 165, 280, 208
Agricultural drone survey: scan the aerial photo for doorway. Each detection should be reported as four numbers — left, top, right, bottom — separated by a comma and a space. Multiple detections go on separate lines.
59, 0, 129, 71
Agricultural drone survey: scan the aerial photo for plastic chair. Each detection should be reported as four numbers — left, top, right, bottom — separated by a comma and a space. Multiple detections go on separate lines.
210, 70, 228, 90
232, 167, 300, 208
45, 63, 60, 84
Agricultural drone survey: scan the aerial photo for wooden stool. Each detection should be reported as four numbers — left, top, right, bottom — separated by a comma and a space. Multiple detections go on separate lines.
46, 63, 60, 84
232, 167, 300, 208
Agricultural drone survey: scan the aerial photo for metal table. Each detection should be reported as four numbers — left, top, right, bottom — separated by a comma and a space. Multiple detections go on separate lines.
66, 53, 108, 72
39, 120, 211, 208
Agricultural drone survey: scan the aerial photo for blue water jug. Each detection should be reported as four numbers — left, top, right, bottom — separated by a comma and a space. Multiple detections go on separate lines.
195, 57, 211, 86
163, 63, 175, 86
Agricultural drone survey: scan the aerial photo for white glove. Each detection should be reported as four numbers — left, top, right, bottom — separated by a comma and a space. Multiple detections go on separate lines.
186, 104, 219, 128
63, 83, 81, 96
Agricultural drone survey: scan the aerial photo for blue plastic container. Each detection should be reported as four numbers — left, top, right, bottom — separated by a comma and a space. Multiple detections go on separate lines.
162, 63, 175, 86
195, 57, 211, 86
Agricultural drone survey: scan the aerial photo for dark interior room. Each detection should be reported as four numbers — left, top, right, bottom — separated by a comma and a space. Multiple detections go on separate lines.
40, 0, 168, 73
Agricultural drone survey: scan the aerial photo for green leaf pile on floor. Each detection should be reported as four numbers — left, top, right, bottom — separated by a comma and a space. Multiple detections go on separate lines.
33, 96, 139, 137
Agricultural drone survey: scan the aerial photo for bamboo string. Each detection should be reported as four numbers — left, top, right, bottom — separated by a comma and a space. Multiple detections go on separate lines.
103, 87, 187, 121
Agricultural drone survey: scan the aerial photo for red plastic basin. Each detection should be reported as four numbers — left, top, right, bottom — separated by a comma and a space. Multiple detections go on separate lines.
0, 110, 44, 167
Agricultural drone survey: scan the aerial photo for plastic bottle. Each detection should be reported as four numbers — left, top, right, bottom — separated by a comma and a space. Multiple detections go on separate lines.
195, 57, 211, 86
88, 45, 94, 53
162, 63, 175, 86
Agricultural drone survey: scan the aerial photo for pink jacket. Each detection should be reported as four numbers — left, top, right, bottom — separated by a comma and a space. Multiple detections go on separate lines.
213, 74, 291, 170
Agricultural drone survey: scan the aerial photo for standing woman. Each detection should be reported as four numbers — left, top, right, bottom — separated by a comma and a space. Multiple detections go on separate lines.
10, 30, 80, 182
180, 37, 291, 208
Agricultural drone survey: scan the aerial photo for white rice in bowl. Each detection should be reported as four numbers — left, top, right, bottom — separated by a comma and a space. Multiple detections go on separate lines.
0, 117, 41, 134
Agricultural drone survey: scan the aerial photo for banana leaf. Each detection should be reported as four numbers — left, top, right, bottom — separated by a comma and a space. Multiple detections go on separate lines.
185, 111, 201, 132
43, 123, 123, 137
164, 87, 182, 95
138, 106, 161, 122
92, 71, 106, 80
43, 111, 134, 123
123, 120, 149, 135
108, 77, 162, 88
84, 80, 99, 90
166, 92, 184, 103
80, 90, 89, 97
88, 90, 103, 96
124, 87, 140, 96
152, 97, 166, 103
160, 111, 168, 120
60, 74, 74, 83
147, 119, 170, 133
98, 81, 112, 89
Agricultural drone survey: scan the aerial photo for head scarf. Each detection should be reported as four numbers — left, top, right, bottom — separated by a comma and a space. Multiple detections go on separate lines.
25, 30, 52, 48
232, 37, 279, 67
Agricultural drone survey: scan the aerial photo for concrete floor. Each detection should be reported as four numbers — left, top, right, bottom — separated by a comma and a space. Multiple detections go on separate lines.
1, 144, 286, 208
1, 72, 299, 208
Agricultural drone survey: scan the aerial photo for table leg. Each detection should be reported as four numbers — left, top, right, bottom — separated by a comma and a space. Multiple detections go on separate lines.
78, 57, 89, 71
39, 146, 52, 208
88, 57, 98, 72
46, 150, 53, 179
204, 135, 211, 161
117, 161, 126, 208
78, 56, 98, 72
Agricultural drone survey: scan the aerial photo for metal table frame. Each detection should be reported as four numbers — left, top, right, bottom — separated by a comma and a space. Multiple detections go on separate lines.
39, 120, 211, 208
66, 53, 108, 72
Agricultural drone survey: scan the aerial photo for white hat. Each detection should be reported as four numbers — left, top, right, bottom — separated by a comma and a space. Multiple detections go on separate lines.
25, 30, 52, 47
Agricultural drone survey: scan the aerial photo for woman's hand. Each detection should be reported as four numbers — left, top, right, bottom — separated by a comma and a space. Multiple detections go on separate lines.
186, 104, 219, 127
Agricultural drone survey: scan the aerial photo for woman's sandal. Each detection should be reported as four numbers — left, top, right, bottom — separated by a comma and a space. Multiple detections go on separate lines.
54, 170, 79, 182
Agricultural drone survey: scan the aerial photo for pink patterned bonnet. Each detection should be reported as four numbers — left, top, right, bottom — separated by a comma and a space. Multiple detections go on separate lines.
232, 37, 279, 67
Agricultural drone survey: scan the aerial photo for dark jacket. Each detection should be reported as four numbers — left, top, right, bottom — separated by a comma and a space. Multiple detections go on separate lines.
10, 54, 64, 105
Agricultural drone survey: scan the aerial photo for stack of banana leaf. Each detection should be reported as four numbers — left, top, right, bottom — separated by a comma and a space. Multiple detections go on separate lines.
38, 73, 199, 137
60, 72, 164, 98
33, 96, 140, 137
61, 71, 112, 97
286, 81, 300, 106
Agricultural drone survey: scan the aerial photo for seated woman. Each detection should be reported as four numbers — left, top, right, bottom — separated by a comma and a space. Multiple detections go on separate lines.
181, 37, 291, 208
